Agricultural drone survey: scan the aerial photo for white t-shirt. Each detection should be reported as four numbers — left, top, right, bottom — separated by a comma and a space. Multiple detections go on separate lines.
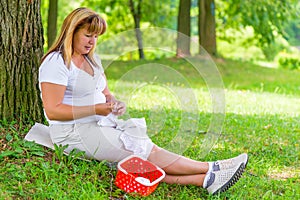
39, 52, 107, 124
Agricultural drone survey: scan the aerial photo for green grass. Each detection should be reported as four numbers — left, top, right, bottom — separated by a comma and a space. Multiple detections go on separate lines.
1, 58, 300, 199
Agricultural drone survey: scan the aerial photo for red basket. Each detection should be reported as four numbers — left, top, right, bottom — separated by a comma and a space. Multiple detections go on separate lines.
115, 155, 166, 196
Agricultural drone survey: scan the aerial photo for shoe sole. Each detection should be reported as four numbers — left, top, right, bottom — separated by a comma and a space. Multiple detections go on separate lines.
212, 163, 246, 195
244, 154, 249, 168
240, 153, 249, 169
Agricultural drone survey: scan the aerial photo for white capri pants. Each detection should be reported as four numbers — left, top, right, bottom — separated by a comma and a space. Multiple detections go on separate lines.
49, 118, 154, 162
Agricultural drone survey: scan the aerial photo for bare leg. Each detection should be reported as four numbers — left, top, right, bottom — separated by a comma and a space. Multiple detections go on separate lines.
147, 145, 248, 194
162, 174, 206, 186
148, 145, 209, 175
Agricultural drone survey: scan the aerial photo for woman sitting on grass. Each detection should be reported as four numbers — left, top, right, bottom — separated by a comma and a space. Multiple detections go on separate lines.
39, 7, 248, 195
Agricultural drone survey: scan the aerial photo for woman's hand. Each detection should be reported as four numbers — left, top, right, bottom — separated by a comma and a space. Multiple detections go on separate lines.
111, 101, 126, 116
95, 101, 126, 116
95, 103, 115, 116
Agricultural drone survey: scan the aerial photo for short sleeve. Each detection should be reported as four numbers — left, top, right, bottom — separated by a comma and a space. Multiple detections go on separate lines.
39, 52, 69, 86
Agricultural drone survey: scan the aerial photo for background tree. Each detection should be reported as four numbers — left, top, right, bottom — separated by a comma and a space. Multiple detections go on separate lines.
129, 0, 145, 59
41, 0, 298, 60
47, 0, 58, 48
176, 0, 191, 57
198, 0, 216, 55
0, 0, 44, 122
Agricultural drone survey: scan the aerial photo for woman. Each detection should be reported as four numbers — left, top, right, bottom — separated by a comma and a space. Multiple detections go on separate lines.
39, 7, 248, 195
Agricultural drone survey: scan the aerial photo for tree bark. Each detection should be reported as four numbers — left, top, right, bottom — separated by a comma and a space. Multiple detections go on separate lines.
176, 0, 191, 57
129, 0, 145, 60
0, 0, 44, 123
47, 0, 58, 49
198, 0, 217, 55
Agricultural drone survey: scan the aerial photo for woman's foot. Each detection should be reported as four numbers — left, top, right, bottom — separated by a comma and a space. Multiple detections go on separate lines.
205, 161, 246, 194
210, 153, 248, 172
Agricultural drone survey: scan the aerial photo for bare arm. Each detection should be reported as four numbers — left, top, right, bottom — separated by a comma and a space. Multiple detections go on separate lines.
41, 82, 112, 121
102, 73, 116, 103
101, 73, 126, 116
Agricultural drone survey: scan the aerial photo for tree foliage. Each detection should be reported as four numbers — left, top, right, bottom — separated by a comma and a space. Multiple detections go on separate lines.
41, 0, 298, 59
283, 1, 300, 45
80, 0, 178, 35
217, 0, 298, 47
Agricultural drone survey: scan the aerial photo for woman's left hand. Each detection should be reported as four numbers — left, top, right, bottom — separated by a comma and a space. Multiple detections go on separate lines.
111, 101, 126, 116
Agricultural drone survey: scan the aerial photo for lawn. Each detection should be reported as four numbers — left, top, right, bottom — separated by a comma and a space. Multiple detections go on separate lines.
0, 57, 299, 199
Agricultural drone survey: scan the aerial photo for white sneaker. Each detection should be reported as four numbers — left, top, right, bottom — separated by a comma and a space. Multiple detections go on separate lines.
211, 153, 248, 172
205, 162, 246, 195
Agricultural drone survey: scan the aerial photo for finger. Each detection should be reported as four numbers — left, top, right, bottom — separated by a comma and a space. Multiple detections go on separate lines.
118, 108, 126, 115
117, 103, 126, 110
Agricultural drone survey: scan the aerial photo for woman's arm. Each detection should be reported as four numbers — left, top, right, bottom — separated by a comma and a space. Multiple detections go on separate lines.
41, 82, 112, 121
102, 73, 116, 103
101, 73, 126, 116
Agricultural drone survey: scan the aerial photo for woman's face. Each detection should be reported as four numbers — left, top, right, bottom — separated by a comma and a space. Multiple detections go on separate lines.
73, 26, 98, 56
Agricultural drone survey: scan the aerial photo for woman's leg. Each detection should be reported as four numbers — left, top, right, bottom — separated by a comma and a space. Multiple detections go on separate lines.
148, 145, 209, 175
162, 174, 206, 186
148, 145, 249, 193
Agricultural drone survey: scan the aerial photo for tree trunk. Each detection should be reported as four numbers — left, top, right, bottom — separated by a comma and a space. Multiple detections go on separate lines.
129, 0, 145, 60
198, 0, 217, 55
176, 0, 191, 57
0, 0, 44, 123
47, 0, 58, 49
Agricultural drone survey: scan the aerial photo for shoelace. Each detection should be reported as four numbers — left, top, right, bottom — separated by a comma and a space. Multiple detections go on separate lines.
216, 159, 234, 169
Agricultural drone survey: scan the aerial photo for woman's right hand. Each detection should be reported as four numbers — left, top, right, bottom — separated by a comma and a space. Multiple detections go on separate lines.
95, 103, 114, 116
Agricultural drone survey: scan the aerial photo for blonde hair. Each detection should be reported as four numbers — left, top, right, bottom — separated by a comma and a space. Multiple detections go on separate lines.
42, 7, 106, 67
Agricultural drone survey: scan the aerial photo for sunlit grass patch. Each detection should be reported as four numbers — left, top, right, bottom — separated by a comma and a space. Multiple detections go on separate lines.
225, 90, 300, 117
268, 167, 300, 180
